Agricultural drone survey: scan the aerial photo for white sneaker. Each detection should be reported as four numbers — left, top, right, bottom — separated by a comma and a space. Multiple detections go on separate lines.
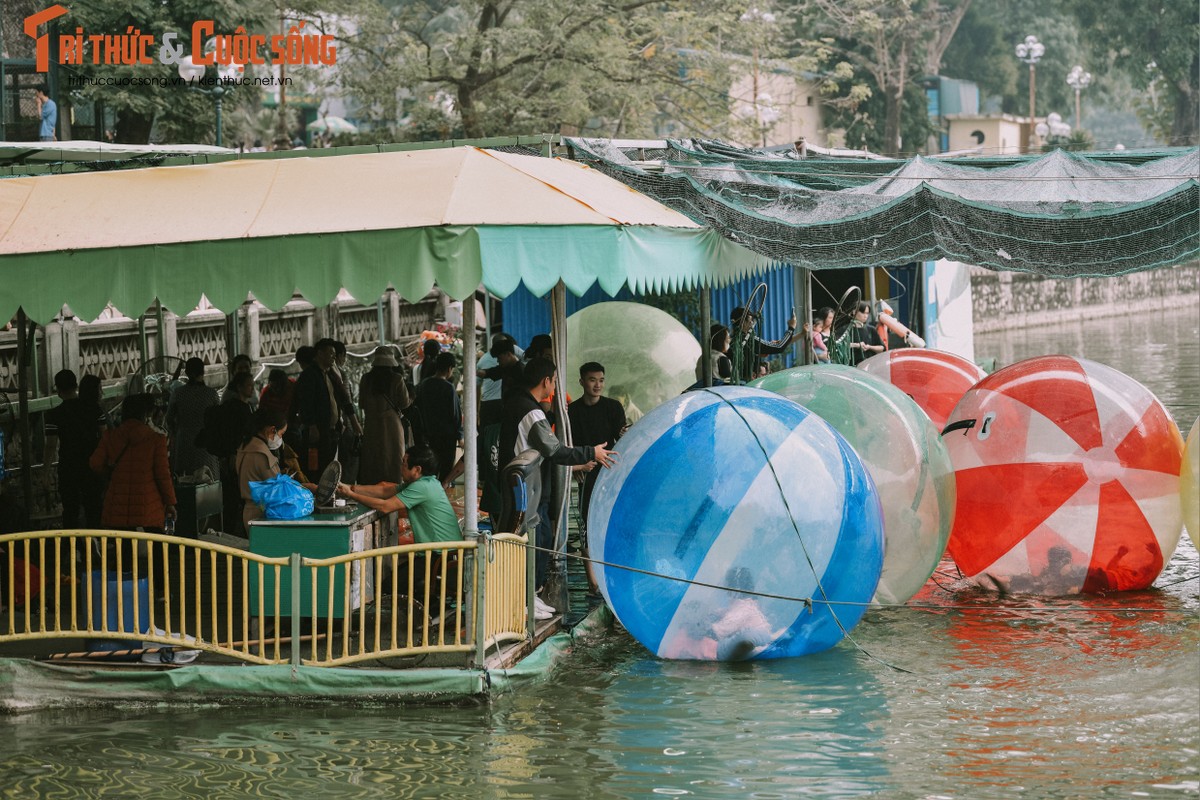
533, 596, 556, 620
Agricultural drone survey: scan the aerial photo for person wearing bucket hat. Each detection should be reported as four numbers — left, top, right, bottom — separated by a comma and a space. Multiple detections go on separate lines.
358, 346, 411, 484
373, 347, 399, 368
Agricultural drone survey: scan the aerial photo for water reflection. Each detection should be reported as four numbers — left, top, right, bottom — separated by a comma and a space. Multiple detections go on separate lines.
2, 706, 498, 799
586, 649, 889, 798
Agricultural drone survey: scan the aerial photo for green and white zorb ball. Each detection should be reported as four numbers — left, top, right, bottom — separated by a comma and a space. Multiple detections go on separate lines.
565, 301, 700, 422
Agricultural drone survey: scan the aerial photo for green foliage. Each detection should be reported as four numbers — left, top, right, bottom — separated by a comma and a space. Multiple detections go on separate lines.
1041, 128, 1093, 152
820, 71, 936, 154
60, 0, 275, 143
942, 0, 1083, 117
939, 2, 1017, 104
794, 0, 973, 156
943, 0, 1196, 147
333, 0, 809, 141
1069, 0, 1199, 146
638, 289, 702, 338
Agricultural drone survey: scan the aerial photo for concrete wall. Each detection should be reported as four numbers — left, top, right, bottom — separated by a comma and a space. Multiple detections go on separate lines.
971, 263, 1200, 333
729, 72, 825, 148
946, 115, 1026, 155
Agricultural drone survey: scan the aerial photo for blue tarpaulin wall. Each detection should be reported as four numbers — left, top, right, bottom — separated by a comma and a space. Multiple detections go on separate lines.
496, 263, 800, 371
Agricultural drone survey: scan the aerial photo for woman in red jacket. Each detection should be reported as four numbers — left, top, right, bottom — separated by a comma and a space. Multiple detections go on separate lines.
90, 393, 177, 533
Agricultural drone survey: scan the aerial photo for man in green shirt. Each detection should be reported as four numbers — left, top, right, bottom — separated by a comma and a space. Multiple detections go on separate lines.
337, 445, 460, 544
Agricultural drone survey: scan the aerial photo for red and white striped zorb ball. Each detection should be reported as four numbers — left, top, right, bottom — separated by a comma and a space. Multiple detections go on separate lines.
943, 356, 1184, 595
859, 349, 987, 432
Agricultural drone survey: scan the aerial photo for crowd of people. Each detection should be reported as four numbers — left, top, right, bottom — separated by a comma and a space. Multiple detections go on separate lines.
30, 301, 899, 614
693, 300, 906, 381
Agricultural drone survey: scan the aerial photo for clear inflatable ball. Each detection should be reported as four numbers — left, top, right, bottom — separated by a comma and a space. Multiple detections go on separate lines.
751, 365, 955, 605
859, 348, 986, 432
566, 301, 699, 424
1182, 417, 1199, 549
588, 386, 884, 660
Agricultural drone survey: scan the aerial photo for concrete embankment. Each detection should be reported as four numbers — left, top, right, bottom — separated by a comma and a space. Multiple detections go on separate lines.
971, 262, 1199, 333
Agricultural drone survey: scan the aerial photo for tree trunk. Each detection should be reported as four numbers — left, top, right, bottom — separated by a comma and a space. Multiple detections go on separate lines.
884, 84, 904, 156
922, 0, 973, 76
1171, 58, 1199, 146
458, 86, 484, 139
883, 41, 910, 156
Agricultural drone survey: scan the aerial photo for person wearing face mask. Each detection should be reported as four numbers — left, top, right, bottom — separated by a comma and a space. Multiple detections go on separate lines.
236, 407, 314, 530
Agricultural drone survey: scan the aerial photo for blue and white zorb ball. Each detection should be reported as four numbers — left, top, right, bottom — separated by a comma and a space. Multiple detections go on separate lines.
588, 386, 884, 661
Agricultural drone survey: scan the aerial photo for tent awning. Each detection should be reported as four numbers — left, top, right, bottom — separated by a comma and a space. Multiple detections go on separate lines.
0, 146, 767, 322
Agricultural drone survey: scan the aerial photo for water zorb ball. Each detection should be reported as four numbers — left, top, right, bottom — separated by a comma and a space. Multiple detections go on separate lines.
566, 302, 699, 422
751, 365, 955, 605
588, 386, 883, 661
1183, 417, 1199, 549
859, 349, 987, 432
944, 356, 1184, 595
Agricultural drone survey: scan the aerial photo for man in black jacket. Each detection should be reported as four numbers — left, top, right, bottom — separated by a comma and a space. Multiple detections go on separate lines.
414, 352, 462, 484
500, 358, 616, 615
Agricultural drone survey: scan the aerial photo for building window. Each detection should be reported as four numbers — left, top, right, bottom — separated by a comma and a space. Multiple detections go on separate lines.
970, 130, 985, 144
806, 96, 814, 106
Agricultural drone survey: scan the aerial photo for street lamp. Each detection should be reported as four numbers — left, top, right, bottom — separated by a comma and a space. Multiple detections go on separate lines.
178, 55, 237, 147
1066, 65, 1092, 129
1015, 34, 1045, 151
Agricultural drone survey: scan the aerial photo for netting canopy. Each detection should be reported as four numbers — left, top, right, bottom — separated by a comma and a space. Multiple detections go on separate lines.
565, 139, 1200, 277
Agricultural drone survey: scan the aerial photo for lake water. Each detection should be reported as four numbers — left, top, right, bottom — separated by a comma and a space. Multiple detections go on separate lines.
1, 308, 1197, 799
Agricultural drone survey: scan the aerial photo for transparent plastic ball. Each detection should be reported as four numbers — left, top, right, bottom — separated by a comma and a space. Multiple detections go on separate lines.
859, 349, 986, 432
1182, 417, 1199, 549
588, 386, 883, 660
752, 365, 955, 604
566, 301, 700, 424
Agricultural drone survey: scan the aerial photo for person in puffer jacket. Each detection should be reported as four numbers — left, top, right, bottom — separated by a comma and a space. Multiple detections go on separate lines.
499, 358, 617, 599
91, 393, 177, 532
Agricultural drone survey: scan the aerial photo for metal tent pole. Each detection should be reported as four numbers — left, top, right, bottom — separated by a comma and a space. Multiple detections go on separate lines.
462, 294, 479, 539
16, 309, 34, 529
700, 285, 712, 386
462, 292, 483, 663
797, 266, 813, 365
548, 281, 571, 615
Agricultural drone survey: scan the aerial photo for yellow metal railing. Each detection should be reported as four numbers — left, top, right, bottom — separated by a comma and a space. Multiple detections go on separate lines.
301, 541, 477, 667
1, 530, 290, 664
0, 529, 536, 668
483, 533, 530, 650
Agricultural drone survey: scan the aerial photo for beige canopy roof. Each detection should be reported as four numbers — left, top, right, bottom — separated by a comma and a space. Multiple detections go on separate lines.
0, 146, 764, 322
0, 146, 698, 254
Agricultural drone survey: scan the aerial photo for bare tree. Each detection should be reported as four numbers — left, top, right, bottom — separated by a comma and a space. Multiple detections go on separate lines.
800, 0, 971, 155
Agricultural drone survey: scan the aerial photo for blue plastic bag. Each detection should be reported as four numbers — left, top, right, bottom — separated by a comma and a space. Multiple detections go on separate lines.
249, 474, 315, 520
